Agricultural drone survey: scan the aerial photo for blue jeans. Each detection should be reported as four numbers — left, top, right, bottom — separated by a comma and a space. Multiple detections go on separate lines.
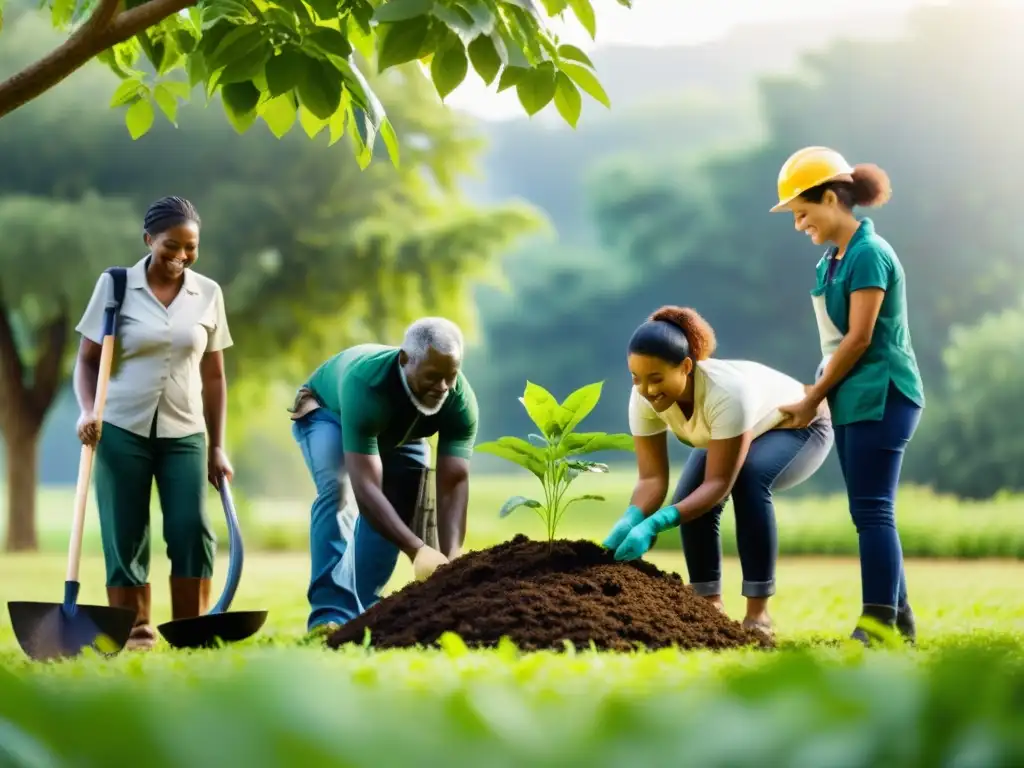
676, 419, 834, 598
834, 383, 922, 611
291, 408, 429, 632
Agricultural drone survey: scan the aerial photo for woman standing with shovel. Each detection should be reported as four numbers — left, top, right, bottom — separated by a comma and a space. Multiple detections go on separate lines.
768, 147, 926, 645
73, 196, 234, 651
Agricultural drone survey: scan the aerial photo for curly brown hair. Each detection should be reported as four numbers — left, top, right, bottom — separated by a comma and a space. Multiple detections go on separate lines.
801, 163, 892, 209
648, 306, 717, 361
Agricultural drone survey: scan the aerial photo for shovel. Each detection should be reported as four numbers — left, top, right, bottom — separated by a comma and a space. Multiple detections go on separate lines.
156, 477, 267, 649
7, 300, 136, 662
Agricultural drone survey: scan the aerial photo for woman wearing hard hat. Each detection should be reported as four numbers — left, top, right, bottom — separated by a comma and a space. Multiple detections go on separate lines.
769, 147, 925, 646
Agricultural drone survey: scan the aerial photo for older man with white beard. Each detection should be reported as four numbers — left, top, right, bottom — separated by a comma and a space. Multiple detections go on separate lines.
288, 317, 479, 637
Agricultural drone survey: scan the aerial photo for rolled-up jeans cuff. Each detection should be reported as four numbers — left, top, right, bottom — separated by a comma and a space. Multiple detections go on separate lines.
689, 580, 722, 597
742, 580, 776, 598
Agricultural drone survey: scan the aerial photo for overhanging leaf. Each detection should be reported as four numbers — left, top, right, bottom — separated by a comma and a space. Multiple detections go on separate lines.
566, 0, 595, 38
152, 83, 180, 125
327, 95, 349, 145
109, 78, 146, 107
467, 31, 501, 85
124, 98, 154, 139
261, 92, 297, 138
296, 56, 343, 120
454, 0, 495, 35
346, 102, 377, 169
218, 41, 270, 85
430, 35, 468, 99
379, 117, 400, 166
557, 43, 593, 68
307, 27, 353, 59
220, 80, 261, 133
553, 70, 581, 127
306, 0, 339, 21
431, 3, 485, 44
498, 495, 542, 518
373, 0, 433, 23
558, 61, 609, 107
298, 104, 329, 138
205, 23, 263, 72
265, 47, 305, 97
497, 64, 528, 93
377, 14, 432, 70
159, 80, 192, 99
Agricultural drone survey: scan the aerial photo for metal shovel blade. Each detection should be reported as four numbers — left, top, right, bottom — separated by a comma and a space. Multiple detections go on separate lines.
157, 477, 268, 649
7, 583, 135, 662
156, 610, 268, 649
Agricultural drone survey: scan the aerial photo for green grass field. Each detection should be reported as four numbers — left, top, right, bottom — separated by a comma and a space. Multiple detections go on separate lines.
0, 551, 1022, 766
2, 475, 1023, 766
2, 551, 1023, 659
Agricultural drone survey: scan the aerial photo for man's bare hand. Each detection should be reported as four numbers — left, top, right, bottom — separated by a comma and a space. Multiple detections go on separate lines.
412, 545, 449, 581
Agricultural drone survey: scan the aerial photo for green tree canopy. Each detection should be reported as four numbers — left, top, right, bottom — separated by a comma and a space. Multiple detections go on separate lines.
903, 298, 1024, 500
0, 0, 632, 165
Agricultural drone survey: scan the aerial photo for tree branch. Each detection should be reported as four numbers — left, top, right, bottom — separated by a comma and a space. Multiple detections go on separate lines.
0, 0, 197, 120
28, 301, 69, 423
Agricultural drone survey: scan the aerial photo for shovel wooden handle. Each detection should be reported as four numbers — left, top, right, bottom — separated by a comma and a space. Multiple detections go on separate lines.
66, 304, 118, 583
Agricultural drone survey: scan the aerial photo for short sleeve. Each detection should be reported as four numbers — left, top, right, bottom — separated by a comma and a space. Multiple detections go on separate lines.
628, 387, 668, 437
437, 377, 478, 460
74, 273, 113, 345
847, 245, 892, 293
705, 380, 757, 440
338, 374, 381, 455
206, 285, 233, 352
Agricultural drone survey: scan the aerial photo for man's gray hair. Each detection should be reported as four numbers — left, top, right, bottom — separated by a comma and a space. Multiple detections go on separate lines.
402, 317, 464, 363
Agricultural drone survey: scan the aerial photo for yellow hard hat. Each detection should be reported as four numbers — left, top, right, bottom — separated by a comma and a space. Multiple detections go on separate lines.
770, 146, 855, 212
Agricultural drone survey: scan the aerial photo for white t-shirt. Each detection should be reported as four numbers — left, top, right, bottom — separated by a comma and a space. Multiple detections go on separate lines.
628, 358, 811, 448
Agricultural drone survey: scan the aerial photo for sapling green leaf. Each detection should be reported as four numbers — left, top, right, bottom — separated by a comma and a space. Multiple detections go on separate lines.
476, 380, 635, 545
518, 381, 561, 438
498, 496, 543, 519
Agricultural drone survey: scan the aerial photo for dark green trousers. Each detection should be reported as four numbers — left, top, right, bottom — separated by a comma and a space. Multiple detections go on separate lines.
94, 419, 215, 588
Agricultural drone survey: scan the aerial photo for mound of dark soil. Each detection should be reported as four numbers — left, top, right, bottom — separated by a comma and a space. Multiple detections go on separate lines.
326, 535, 773, 652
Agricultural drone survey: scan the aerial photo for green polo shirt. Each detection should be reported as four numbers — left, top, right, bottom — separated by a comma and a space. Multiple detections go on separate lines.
811, 218, 925, 425
304, 343, 478, 459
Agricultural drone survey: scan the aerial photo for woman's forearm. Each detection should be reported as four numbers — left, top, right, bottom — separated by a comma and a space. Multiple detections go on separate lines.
202, 372, 227, 450
629, 476, 668, 514
806, 333, 870, 405
73, 354, 99, 413
672, 478, 732, 524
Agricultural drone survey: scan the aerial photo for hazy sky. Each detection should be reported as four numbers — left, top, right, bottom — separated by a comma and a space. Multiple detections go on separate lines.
444, 0, 948, 120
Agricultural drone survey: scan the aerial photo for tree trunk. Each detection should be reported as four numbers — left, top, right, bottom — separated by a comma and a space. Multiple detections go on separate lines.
0, 293, 69, 553
4, 429, 39, 552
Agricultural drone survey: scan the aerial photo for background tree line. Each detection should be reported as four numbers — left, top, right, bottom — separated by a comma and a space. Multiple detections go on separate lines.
469, 2, 1024, 499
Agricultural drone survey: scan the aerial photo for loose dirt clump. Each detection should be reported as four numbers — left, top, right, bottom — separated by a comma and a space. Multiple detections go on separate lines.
326, 535, 773, 652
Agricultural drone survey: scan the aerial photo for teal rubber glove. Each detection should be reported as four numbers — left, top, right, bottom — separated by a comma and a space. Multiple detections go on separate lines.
602, 505, 646, 550
613, 505, 681, 562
